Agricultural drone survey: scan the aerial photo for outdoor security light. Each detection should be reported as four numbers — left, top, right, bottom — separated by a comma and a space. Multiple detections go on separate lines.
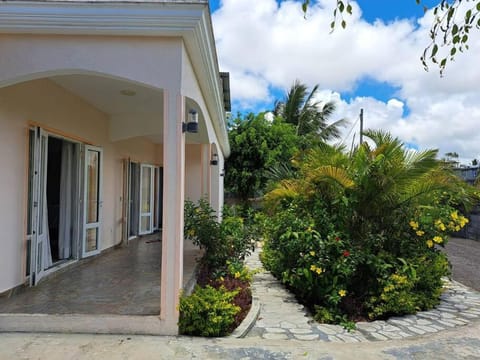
183, 109, 199, 133
210, 153, 219, 165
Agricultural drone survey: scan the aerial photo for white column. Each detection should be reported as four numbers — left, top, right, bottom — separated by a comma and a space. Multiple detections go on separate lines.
160, 91, 185, 334
209, 143, 222, 221
201, 144, 211, 201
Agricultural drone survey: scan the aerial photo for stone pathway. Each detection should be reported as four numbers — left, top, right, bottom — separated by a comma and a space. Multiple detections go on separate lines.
244, 248, 480, 342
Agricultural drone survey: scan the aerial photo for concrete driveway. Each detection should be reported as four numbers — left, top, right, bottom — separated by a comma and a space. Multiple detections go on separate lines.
445, 237, 480, 291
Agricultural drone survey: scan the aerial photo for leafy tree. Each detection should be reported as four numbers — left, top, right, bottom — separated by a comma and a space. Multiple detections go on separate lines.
300, 0, 480, 74
224, 113, 298, 202
274, 80, 347, 142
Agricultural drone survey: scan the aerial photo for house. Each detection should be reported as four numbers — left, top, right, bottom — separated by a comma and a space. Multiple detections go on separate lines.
0, 0, 230, 334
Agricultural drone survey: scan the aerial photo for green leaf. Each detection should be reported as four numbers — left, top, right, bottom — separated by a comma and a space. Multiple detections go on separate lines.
466, 9, 472, 22
477, 2, 480, 11
462, 34, 468, 43
452, 24, 458, 35
330, 21, 336, 29
450, 47, 456, 56
447, 7, 454, 23
346, 4, 353, 15
341, 20, 346, 29
431, 44, 439, 57
338, 1, 345, 13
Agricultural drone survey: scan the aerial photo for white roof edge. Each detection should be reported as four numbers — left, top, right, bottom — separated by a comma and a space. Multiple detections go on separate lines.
0, 0, 230, 156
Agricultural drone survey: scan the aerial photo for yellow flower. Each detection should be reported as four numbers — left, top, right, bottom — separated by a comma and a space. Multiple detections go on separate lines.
234, 272, 241, 279
309, 251, 316, 256
451, 211, 459, 221
433, 236, 443, 244
435, 219, 446, 231
310, 265, 317, 272
338, 289, 347, 297
416, 230, 425, 237
316, 267, 323, 275
426, 240, 434, 248
409, 220, 419, 230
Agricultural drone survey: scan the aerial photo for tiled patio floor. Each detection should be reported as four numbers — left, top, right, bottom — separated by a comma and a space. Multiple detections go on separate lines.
0, 234, 200, 316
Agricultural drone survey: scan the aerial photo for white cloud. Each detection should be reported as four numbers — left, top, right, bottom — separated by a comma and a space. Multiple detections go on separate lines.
212, 0, 480, 161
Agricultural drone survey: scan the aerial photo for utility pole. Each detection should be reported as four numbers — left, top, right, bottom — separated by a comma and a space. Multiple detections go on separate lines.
359, 108, 364, 145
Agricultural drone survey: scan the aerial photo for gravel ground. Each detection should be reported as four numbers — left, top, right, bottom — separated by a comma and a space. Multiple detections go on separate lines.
444, 237, 480, 291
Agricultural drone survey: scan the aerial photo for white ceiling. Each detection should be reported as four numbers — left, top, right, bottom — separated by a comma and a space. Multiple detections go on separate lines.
51, 74, 164, 115
50, 74, 207, 144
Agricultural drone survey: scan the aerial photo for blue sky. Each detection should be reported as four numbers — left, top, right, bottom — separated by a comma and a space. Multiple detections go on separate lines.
210, 0, 480, 161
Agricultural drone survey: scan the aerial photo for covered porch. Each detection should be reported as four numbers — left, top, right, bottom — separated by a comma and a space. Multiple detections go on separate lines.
0, 235, 202, 333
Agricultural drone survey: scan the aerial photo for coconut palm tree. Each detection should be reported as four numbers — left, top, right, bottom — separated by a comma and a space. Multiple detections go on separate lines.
274, 80, 347, 141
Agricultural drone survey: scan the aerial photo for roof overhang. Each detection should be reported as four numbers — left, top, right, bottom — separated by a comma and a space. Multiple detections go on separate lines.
0, 0, 230, 156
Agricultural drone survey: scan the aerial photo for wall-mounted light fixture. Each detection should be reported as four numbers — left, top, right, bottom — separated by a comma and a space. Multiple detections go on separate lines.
183, 109, 199, 133
210, 153, 218, 166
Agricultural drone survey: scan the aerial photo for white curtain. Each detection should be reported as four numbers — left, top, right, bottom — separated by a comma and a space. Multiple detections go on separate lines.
58, 142, 74, 260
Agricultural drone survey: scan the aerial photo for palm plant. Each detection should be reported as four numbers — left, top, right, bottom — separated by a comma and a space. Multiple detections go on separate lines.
265, 129, 477, 253
274, 80, 347, 141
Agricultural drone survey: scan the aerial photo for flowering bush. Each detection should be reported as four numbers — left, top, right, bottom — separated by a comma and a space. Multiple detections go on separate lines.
410, 205, 469, 249
262, 130, 478, 326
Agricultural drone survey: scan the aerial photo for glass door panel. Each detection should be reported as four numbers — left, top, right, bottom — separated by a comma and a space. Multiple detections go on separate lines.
29, 128, 48, 285
139, 164, 154, 234
82, 146, 102, 257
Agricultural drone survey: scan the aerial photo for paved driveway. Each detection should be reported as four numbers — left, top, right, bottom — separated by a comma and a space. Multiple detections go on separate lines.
445, 237, 480, 291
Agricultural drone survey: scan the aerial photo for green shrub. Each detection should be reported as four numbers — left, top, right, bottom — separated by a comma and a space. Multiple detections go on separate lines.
184, 199, 254, 270
178, 285, 240, 337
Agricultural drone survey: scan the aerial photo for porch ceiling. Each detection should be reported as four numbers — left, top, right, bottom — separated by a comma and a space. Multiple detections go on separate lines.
51, 74, 208, 144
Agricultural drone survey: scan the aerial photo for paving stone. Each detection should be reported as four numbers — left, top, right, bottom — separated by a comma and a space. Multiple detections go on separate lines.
262, 333, 289, 340
327, 335, 343, 342
416, 318, 434, 326
436, 320, 457, 328
279, 321, 299, 329
290, 328, 314, 334
388, 318, 413, 327
458, 313, 479, 319
336, 334, 360, 343
265, 328, 286, 334
379, 331, 403, 340
294, 334, 320, 341
397, 331, 413, 338
382, 324, 402, 332
415, 325, 438, 333
408, 327, 426, 335
368, 332, 388, 341
316, 324, 342, 335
